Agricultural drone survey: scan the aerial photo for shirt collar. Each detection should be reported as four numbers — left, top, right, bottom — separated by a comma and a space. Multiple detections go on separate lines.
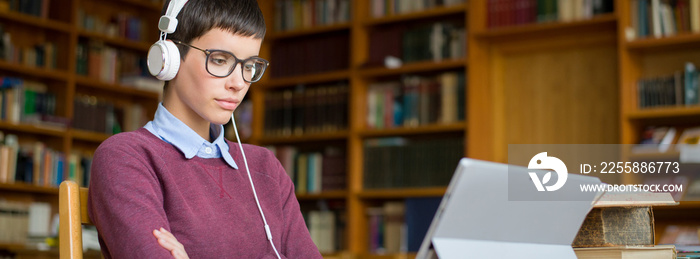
145, 103, 238, 169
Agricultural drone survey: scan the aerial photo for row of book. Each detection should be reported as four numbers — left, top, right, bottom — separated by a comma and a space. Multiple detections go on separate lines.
630, 0, 700, 40
0, 77, 66, 127
268, 145, 346, 194
264, 83, 348, 137
302, 200, 346, 253
73, 95, 149, 134
270, 32, 349, 78
368, 21, 466, 67
367, 72, 465, 129
0, 0, 50, 18
306, 209, 342, 253
78, 9, 147, 42
637, 62, 700, 109
366, 198, 441, 253
487, 0, 614, 28
273, 0, 350, 32
0, 26, 58, 69
0, 201, 54, 244
371, 0, 466, 18
363, 137, 463, 189
0, 136, 93, 188
76, 41, 149, 85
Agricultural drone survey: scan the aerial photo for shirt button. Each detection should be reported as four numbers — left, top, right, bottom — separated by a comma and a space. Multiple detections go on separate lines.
205, 147, 213, 154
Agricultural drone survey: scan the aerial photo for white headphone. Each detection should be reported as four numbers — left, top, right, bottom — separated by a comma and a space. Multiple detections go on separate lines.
147, 0, 188, 81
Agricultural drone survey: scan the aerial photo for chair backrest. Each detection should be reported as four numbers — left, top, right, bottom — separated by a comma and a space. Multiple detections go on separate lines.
59, 180, 92, 259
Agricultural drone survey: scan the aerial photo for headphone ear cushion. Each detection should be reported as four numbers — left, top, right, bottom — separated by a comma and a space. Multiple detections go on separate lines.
147, 40, 181, 81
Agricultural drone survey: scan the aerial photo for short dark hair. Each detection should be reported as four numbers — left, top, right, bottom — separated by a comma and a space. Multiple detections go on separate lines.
162, 0, 266, 59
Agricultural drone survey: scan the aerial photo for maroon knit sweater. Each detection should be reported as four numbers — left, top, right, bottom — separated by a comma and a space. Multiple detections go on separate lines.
87, 128, 322, 258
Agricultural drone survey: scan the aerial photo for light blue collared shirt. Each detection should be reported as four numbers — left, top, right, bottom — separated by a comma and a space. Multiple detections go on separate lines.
144, 103, 238, 169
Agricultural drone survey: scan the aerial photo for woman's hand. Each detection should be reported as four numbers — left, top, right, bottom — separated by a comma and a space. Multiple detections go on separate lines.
153, 228, 189, 259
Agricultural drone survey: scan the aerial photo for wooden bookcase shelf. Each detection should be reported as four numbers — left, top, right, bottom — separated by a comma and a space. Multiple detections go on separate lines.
262, 70, 351, 88
117, 0, 162, 11
75, 76, 161, 100
357, 187, 446, 199
0, 182, 58, 194
0, 0, 161, 254
257, 1, 469, 255
296, 190, 348, 201
70, 129, 111, 143
0, 61, 69, 81
268, 23, 352, 40
626, 33, 700, 52
0, 11, 72, 32
361, 3, 468, 26
473, 13, 617, 40
0, 121, 66, 137
358, 122, 466, 138
627, 106, 700, 120
358, 59, 466, 78
77, 30, 153, 52
258, 131, 350, 145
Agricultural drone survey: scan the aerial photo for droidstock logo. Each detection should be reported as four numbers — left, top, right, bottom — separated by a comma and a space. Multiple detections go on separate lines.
528, 152, 568, 192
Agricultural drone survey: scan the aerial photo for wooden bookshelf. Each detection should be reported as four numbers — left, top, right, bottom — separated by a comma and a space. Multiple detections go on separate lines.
625, 32, 700, 52
627, 106, 700, 119
268, 22, 352, 40
617, 0, 700, 247
0, 121, 66, 137
258, 131, 350, 145
0, 182, 58, 195
75, 76, 161, 99
359, 122, 466, 138
357, 58, 466, 78
262, 70, 351, 88
473, 13, 617, 39
0, 0, 161, 254
0, 61, 69, 81
77, 30, 153, 52
70, 129, 111, 143
257, 1, 469, 256
0, 11, 72, 32
357, 187, 446, 199
296, 190, 348, 201
362, 3, 467, 26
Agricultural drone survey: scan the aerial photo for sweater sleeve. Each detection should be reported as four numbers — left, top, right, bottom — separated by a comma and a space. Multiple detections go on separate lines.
87, 134, 174, 259
269, 150, 324, 258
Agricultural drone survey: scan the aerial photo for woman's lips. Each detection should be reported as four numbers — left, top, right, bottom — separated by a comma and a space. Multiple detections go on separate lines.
215, 99, 238, 110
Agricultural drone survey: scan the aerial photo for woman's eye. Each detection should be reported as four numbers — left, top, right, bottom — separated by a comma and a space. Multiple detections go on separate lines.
211, 58, 227, 65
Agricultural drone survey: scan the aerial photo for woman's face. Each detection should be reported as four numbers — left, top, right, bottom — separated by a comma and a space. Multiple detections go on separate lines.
165, 28, 262, 133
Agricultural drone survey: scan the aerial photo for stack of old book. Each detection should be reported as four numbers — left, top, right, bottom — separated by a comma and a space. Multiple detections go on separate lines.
573, 192, 678, 259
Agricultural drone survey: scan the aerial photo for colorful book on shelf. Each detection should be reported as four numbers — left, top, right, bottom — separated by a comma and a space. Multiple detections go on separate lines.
632, 126, 677, 153
685, 62, 699, 106
363, 137, 463, 189
308, 210, 337, 253
264, 83, 348, 137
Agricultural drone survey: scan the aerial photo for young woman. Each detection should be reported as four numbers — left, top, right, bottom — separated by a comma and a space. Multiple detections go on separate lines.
87, 1, 322, 258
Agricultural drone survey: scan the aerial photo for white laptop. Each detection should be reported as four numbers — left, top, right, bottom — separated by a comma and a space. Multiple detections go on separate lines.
416, 158, 604, 259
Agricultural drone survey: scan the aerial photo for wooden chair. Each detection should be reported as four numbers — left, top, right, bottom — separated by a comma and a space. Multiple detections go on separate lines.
59, 180, 93, 259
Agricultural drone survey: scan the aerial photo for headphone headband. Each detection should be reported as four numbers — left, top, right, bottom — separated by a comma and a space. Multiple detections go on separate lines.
158, 0, 189, 34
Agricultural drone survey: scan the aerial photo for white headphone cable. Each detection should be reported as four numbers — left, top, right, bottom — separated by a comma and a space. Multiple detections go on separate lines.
231, 112, 282, 259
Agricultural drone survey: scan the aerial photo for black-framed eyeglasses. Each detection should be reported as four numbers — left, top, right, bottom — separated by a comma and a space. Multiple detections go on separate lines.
173, 40, 269, 83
